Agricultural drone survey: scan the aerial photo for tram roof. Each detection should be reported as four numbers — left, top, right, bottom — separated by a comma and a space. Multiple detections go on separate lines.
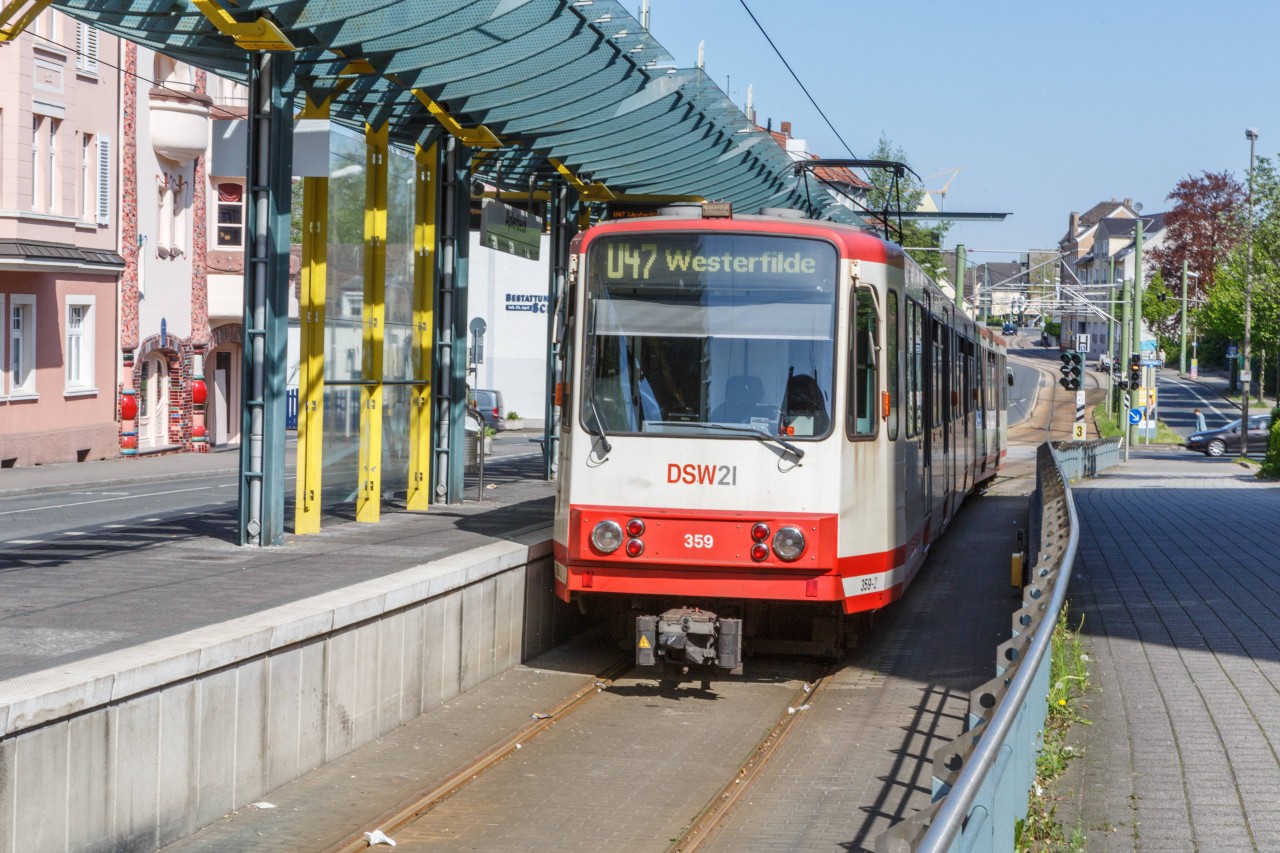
34, 0, 868, 225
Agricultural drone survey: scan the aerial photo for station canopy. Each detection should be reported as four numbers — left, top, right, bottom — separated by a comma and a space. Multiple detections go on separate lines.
38, 0, 867, 223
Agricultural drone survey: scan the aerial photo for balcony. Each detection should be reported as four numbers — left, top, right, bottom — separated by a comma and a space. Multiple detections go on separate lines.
149, 87, 212, 165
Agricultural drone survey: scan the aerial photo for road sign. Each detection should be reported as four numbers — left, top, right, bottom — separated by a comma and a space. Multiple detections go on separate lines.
1123, 393, 1131, 409
1227, 345, 1238, 358
1076, 334, 1089, 353
1073, 422, 1086, 440
1128, 408, 1143, 425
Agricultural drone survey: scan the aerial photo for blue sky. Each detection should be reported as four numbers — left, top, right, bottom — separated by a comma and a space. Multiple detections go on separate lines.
643, 1, 1280, 262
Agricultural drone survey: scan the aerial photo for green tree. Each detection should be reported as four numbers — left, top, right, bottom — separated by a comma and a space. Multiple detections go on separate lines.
1259, 405, 1280, 478
863, 135, 950, 279
1141, 270, 1181, 353
1197, 155, 1280, 372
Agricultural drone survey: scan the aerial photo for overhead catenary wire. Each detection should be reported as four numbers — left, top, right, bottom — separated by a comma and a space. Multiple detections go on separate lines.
737, 0, 858, 161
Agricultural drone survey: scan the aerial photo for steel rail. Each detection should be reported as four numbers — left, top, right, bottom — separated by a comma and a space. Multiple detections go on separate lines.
667, 661, 836, 853
324, 658, 632, 853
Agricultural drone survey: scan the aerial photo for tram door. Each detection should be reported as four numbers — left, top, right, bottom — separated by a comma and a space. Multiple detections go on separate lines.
927, 304, 946, 537
941, 308, 953, 517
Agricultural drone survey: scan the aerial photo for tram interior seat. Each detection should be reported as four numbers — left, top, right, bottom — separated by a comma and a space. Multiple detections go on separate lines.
712, 375, 766, 423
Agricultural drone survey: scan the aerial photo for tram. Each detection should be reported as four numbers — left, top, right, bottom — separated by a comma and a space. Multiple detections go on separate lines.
550, 203, 1009, 674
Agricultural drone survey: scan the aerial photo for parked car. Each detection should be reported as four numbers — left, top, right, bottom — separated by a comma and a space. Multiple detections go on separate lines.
1001, 322, 1018, 335
1095, 354, 1119, 373
1184, 414, 1272, 457
469, 388, 506, 430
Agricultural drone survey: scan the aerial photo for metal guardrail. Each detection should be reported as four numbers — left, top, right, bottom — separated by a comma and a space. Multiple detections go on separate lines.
1050, 436, 1122, 481
875, 436, 1120, 852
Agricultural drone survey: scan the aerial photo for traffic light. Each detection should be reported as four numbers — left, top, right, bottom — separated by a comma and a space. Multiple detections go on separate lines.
1059, 350, 1082, 391
1128, 354, 1142, 391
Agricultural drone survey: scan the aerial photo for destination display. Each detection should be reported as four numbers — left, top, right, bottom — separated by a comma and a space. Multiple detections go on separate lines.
590, 234, 836, 286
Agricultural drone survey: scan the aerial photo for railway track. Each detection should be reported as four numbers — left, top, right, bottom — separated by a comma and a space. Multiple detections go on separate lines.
322, 655, 833, 853
323, 658, 635, 853
666, 661, 838, 852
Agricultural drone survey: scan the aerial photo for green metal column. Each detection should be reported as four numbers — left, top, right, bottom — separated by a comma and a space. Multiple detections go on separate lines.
1180, 260, 1189, 376
238, 50, 293, 546
544, 177, 580, 479
432, 137, 472, 504
1132, 218, 1144, 363
953, 243, 965, 311
1119, 275, 1132, 450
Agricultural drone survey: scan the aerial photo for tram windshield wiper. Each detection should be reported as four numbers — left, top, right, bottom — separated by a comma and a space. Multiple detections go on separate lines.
645, 422, 804, 460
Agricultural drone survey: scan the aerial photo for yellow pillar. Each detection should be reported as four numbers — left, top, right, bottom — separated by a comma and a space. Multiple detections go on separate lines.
294, 98, 328, 535
357, 123, 388, 523
407, 142, 437, 511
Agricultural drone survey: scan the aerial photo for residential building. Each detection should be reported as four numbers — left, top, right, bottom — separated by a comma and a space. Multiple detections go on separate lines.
760, 118, 871, 215
0, 8, 123, 467
120, 43, 255, 455
1058, 200, 1165, 356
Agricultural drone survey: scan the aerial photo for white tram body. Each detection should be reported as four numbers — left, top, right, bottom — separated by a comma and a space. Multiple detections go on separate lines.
550, 207, 1008, 667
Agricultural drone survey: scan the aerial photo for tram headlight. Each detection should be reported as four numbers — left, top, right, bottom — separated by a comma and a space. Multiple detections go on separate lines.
772, 526, 806, 562
591, 520, 624, 554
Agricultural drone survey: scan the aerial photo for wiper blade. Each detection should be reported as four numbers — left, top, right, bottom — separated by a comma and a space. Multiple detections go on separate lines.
587, 398, 612, 454
646, 421, 804, 460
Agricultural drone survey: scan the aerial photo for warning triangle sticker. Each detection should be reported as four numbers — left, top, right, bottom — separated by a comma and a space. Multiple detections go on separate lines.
638, 635, 651, 649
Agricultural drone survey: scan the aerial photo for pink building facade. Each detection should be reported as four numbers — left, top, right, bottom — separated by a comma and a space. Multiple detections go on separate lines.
0, 9, 123, 467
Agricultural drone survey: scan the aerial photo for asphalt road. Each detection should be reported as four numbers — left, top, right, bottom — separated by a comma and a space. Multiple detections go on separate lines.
0, 432, 546, 547
0, 473, 243, 545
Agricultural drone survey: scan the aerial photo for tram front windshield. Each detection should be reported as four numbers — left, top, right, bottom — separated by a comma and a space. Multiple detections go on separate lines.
584, 233, 838, 439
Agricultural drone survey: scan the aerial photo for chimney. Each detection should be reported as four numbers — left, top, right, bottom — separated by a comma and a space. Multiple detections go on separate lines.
1069, 211, 1080, 236
780, 120, 791, 137
766, 117, 772, 132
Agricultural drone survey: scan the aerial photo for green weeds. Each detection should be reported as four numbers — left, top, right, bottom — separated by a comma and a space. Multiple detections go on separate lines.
1014, 605, 1092, 852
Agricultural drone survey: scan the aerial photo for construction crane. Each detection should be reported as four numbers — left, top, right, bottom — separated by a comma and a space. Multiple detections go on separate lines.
919, 167, 962, 212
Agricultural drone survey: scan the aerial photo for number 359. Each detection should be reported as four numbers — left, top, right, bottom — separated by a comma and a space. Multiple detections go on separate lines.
684, 534, 714, 549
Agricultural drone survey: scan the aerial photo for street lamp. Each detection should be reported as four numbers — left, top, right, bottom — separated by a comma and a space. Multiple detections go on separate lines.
1243, 127, 1258, 457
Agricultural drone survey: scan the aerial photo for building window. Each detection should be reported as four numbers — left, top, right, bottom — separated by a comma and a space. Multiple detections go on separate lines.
31, 117, 40, 211
48, 118, 59, 214
216, 182, 244, 247
9, 295, 37, 397
81, 133, 93, 220
65, 296, 95, 392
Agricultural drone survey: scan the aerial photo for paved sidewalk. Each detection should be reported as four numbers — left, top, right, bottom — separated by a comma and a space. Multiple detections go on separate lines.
1060, 448, 1280, 851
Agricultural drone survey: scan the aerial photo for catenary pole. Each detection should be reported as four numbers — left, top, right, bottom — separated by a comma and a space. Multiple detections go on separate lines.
1180, 260, 1189, 376
1243, 128, 1258, 457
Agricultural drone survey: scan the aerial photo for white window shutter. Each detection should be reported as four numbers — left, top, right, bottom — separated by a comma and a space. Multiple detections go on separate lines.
96, 134, 110, 225
76, 24, 100, 73
85, 26, 99, 73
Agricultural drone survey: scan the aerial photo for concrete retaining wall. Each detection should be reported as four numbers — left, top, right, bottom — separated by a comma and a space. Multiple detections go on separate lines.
0, 537, 568, 853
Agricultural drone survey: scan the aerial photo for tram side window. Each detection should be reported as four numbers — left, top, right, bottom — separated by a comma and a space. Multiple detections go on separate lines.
932, 318, 944, 431
847, 287, 879, 438
886, 291, 899, 440
999, 354, 1008, 409
906, 299, 922, 438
